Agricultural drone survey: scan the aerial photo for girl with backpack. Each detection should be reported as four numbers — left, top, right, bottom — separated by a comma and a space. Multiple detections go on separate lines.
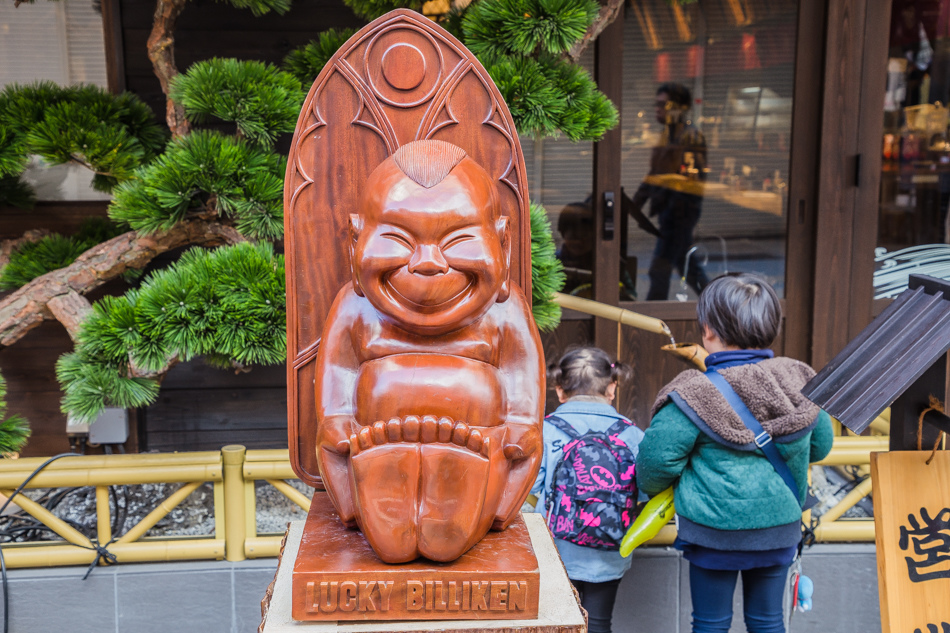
531, 347, 644, 633
636, 274, 833, 633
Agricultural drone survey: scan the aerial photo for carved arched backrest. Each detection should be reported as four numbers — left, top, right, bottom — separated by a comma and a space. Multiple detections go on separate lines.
285, 9, 531, 486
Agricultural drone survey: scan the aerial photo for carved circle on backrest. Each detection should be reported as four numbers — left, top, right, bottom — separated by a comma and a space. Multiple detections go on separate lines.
382, 43, 426, 90
365, 25, 443, 108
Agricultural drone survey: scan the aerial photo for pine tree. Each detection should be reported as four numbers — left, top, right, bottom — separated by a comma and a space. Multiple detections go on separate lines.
0, 0, 624, 424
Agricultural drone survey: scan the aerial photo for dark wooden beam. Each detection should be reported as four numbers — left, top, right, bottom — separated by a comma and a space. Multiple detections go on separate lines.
101, 0, 127, 94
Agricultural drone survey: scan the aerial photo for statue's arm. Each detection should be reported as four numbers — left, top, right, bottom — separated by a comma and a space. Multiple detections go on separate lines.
315, 287, 362, 454
493, 290, 545, 528
313, 287, 364, 524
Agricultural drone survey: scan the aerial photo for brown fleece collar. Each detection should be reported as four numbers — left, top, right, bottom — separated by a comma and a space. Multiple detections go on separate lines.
652, 357, 821, 445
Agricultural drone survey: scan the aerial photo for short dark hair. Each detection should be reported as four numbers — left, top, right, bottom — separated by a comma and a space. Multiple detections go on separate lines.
657, 83, 692, 108
547, 346, 631, 397
697, 274, 781, 349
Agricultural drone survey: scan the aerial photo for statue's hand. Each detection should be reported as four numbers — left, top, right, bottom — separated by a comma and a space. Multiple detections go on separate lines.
502, 421, 541, 461
317, 414, 358, 455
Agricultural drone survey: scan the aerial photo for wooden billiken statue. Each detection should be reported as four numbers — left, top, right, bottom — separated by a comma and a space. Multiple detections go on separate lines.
277, 9, 567, 626
316, 139, 543, 564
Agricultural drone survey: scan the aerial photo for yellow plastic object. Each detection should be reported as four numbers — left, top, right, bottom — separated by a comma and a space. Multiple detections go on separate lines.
620, 486, 675, 557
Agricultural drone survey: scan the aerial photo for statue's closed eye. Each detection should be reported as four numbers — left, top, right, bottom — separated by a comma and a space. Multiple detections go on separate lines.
382, 232, 414, 249
442, 234, 475, 249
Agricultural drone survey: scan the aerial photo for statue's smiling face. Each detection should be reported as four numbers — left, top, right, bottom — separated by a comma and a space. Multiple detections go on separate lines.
352, 156, 509, 335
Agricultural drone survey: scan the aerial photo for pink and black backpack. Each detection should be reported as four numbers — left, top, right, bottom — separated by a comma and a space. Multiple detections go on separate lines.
544, 414, 638, 550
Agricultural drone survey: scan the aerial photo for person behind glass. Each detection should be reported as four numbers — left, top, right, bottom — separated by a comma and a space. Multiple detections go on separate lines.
636, 274, 833, 633
629, 82, 709, 300
556, 201, 637, 300
531, 347, 643, 633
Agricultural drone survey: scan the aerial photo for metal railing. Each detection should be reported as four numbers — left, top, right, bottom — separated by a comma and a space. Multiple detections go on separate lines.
0, 433, 882, 570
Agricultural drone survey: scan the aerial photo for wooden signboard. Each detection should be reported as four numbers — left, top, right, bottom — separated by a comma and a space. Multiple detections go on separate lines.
871, 451, 950, 633
283, 10, 532, 488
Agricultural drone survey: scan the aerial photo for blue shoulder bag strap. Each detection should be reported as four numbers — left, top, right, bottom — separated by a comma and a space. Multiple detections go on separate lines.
704, 369, 802, 504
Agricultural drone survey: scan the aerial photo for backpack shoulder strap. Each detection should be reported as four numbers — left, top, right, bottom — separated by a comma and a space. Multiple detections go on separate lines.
545, 414, 579, 439
605, 417, 635, 438
704, 369, 801, 503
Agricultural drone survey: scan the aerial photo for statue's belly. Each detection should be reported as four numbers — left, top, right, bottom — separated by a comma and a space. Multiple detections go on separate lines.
355, 354, 505, 427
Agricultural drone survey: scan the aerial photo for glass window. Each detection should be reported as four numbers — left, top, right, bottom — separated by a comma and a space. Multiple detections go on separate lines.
524, 51, 597, 299
875, 0, 950, 299
621, 0, 798, 301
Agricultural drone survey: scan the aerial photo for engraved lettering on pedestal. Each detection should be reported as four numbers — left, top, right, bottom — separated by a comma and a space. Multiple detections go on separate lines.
489, 581, 508, 610
462, 580, 471, 610
508, 580, 528, 611
358, 581, 377, 611
377, 580, 394, 611
407, 580, 425, 611
448, 581, 460, 611
435, 581, 448, 610
340, 581, 358, 612
471, 581, 490, 610
425, 580, 434, 609
320, 581, 339, 612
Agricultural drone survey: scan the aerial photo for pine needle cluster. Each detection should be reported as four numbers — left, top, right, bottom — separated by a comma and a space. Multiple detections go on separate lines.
460, 0, 618, 141
0, 218, 126, 290
109, 130, 285, 240
170, 59, 305, 147
342, 0, 423, 20
463, 0, 598, 61
0, 372, 29, 455
283, 28, 357, 84
58, 242, 286, 422
529, 201, 565, 331
0, 82, 166, 194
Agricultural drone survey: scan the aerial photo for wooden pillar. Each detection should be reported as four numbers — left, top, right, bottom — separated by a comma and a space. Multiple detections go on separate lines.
810, 0, 891, 368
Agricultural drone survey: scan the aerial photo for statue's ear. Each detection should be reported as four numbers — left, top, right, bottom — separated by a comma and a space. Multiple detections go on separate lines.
349, 214, 364, 297
495, 216, 511, 303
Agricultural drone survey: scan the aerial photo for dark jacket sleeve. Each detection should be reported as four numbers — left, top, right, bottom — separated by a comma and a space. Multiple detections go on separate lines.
636, 401, 701, 496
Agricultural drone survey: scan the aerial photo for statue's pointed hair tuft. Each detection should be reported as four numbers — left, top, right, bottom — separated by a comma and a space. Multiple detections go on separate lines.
392, 140, 467, 188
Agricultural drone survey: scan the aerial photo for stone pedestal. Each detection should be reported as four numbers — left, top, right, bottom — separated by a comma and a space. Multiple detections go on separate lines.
260, 506, 586, 633
291, 493, 540, 621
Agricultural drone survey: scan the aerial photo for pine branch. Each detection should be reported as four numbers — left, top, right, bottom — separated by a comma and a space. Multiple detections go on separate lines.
565, 0, 625, 63
529, 201, 564, 331
0, 219, 244, 347
283, 28, 357, 84
170, 59, 305, 147
147, 0, 191, 137
59, 242, 285, 422
0, 229, 49, 275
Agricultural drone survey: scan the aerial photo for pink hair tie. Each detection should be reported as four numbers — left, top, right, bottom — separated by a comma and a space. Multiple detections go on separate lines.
610, 362, 616, 368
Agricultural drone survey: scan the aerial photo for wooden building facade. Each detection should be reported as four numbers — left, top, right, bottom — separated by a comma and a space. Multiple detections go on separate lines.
0, 0, 913, 454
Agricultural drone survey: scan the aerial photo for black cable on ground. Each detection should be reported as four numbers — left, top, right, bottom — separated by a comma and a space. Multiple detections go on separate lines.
0, 453, 80, 633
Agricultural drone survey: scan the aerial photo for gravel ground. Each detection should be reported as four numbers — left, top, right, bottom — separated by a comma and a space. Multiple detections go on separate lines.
3, 480, 315, 543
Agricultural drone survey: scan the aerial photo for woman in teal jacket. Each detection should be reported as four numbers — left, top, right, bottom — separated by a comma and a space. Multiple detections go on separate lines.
636, 274, 833, 633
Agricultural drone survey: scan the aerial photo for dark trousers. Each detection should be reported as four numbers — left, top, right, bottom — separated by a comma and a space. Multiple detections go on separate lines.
689, 563, 789, 633
646, 198, 708, 300
573, 578, 622, 633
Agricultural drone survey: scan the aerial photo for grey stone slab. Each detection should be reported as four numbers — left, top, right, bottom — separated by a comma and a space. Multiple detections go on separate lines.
614, 548, 681, 633
234, 567, 279, 633
116, 568, 233, 633
789, 546, 879, 633
7, 572, 116, 633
